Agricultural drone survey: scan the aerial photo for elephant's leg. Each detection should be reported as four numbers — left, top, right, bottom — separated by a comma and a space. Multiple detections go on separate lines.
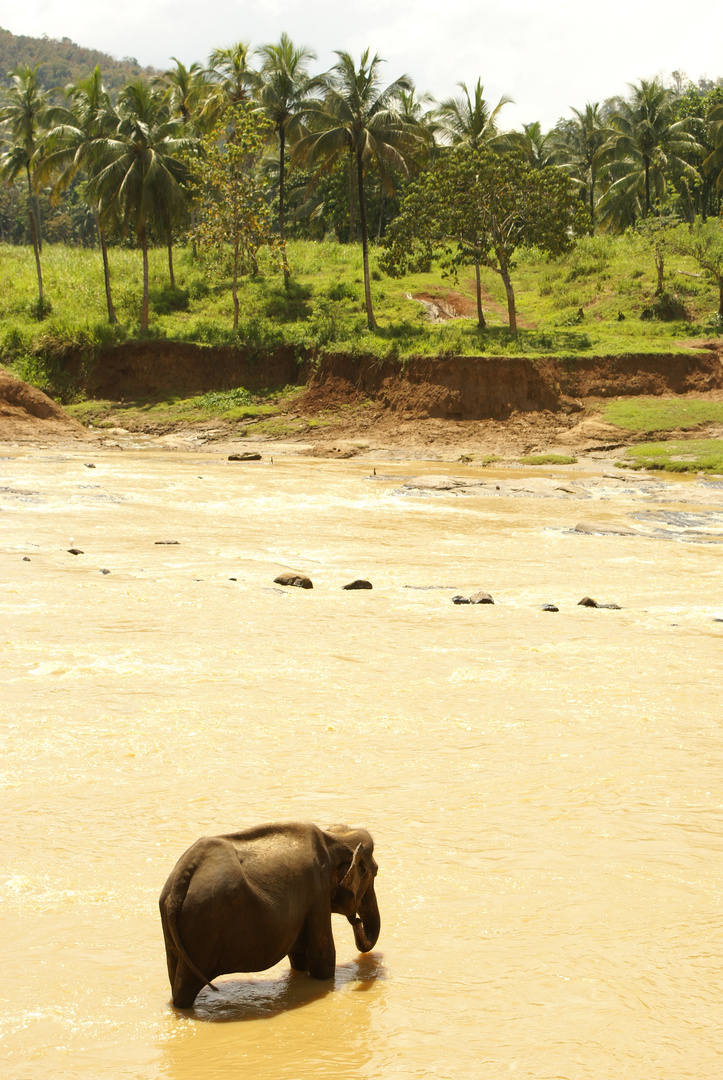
171, 960, 207, 1009
288, 927, 309, 971
288, 949, 309, 971
304, 910, 337, 980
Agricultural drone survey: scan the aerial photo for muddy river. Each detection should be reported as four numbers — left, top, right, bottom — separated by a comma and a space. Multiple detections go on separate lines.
2, 448, 722, 1079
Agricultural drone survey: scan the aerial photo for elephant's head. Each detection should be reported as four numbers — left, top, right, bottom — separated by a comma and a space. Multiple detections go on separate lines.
326, 826, 381, 954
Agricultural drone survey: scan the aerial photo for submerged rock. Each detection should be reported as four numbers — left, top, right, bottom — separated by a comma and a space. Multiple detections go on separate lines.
229, 452, 262, 461
274, 571, 313, 589
578, 596, 621, 609
342, 579, 373, 590
574, 521, 640, 537
452, 591, 494, 605
541, 604, 559, 612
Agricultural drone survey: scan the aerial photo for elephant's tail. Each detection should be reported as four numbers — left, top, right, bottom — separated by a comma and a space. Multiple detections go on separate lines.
163, 860, 219, 994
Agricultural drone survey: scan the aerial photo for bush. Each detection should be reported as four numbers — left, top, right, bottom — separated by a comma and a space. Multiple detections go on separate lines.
150, 285, 190, 315
640, 291, 689, 322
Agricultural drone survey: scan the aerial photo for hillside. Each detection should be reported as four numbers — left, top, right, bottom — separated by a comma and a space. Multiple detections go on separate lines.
0, 26, 159, 95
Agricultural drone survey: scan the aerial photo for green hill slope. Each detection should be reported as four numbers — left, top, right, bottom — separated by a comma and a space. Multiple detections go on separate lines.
0, 26, 159, 95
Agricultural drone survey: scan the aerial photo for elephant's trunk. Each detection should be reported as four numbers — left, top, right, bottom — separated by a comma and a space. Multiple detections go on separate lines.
349, 883, 380, 953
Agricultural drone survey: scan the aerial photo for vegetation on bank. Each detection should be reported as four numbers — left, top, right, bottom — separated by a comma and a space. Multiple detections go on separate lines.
602, 397, 723, 432
1, 232, 722, 401
619, 438, 723, 473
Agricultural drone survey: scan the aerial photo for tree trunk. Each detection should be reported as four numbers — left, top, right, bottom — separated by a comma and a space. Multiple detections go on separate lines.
499, 262, 517, 336
348, 149, 356, 242
357, 150, 377, 331
98, 223, 118, 324
718, 278, 723, 319
140, 230, 149, 332
232, 233, 240, 331
655, 251, 664, 295
34, 192, 42, 253
474, 254, 486, 329
644, 157, 650, 217
377, 191, 384, 240
167, 235, 176, 288
26, 165, 44, 316
279, 125, 290, 288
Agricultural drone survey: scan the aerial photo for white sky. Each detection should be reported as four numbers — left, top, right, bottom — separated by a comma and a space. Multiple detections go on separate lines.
2, 0, 722, 129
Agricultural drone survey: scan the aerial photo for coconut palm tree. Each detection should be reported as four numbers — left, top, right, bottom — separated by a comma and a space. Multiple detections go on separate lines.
292, 49, 421, 329
703, 100, 723, 196
89, 80, 198, 331
599, 79, 702, 228
42, 66, 121, 322
202, 42, 259, 128
435, 79, 512, 149
255, 33, 317, 285
0, 65, 48, 314
156, 58, 209, 126
553, 103, 615, 227
504, 121, 559, 169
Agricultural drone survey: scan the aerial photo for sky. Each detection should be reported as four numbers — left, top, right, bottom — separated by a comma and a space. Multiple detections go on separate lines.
2, 0, 723, 129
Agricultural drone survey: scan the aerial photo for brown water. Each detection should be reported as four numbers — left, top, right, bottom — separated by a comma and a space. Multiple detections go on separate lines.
2, 448, 723, 1080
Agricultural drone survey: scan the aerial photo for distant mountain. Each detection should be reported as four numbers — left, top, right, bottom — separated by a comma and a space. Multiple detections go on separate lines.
0, 26, 160, 95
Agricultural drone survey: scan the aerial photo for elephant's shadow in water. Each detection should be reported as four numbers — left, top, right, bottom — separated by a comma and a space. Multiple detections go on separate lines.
178, 953, 387, 1023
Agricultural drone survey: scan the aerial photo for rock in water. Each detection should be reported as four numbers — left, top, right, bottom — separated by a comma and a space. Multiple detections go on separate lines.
342, 579, 373, 590
468, 591, 494, 605
229, 452, 262, 461
452, 595, 472, 605
68, 548, 84, 555
274, 572, 313, 589
578, 596, 599, 607
541, 604, 559, 612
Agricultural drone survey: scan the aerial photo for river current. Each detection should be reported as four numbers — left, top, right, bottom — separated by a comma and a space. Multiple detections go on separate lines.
2, 448, 722, 1079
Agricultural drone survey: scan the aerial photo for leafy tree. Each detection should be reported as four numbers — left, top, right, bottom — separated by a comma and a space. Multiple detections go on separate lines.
255, 33, 316, 286
635, 212, 682, 295
599, 79, 702, 229
673, 217, 723, 318
89, 80, 197, 330
702, 100, 723, 202
193, 104, 280, 330
0, 65, 49, 313
381, 147, 586, 335
292, 49, 421, 329
435, 79, 512, 149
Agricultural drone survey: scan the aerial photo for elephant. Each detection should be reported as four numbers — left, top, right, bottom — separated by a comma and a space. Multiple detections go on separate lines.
159, 820, 380, 1008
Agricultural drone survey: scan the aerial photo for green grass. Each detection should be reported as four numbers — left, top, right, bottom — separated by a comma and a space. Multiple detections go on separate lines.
618, 438, 723, 473
518, 453, 578, 465
1, 234, 722, 401
602, 397, 723, 432
65, 385, 304, 430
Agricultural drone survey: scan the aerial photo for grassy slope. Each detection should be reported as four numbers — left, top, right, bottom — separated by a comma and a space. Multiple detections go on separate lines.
1, 233, 721, 380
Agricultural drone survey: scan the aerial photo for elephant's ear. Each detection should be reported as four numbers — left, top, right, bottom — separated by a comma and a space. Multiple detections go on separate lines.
339, 843, 368, 900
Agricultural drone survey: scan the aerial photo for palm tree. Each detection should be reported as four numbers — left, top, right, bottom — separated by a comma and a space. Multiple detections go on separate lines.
292, 49, 420, 329
42, 67, 121, 322
703, 100, 723, 197
553, 103, 614, 227
89, 80, 198, 331
505, 121, 559, 169
435, 79, 512, 149
156, 58, 208, 126
600, 79, 702, 227
255, 33, 316, 286
0, 65, 48, 314
203, 42, 259, 127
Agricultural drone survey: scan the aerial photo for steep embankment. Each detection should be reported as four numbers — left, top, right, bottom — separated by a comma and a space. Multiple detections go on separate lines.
0, 368, 88, 441
298, 349, 723, 420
